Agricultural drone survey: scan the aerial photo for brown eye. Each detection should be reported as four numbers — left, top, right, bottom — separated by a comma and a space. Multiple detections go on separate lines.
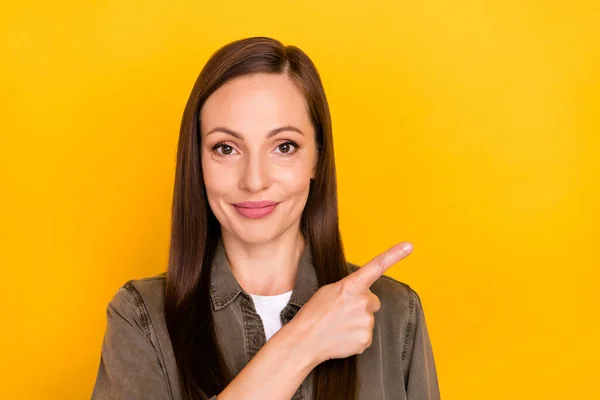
274, 141, 298, 155
279, 143, 290, 153
221, 145, 233, 154
213, 143, 237, 156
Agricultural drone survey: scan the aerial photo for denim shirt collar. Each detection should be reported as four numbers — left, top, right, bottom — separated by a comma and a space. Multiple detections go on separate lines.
209, 236, 319, 311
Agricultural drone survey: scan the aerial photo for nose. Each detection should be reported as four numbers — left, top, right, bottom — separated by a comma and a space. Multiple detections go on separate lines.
239, 152, 270, 193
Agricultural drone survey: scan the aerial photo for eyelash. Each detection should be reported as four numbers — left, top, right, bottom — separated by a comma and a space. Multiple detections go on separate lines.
212, 141, 299, 157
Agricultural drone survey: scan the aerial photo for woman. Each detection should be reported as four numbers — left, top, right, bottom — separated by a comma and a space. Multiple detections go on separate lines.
92, 37, 440, 400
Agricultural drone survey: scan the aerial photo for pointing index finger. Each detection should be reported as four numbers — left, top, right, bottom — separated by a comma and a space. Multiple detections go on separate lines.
346, 242, 413, 290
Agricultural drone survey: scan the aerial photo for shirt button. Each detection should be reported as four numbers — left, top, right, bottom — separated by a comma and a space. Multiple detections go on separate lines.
284, 310, 295, 319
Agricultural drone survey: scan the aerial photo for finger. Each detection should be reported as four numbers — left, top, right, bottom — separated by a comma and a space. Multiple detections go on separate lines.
345, 242, 413, 290
371, 293, 381, 313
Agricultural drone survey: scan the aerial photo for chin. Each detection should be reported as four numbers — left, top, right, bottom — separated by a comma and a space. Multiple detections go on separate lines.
232, 228, 279, 245
230, 215, 297, 244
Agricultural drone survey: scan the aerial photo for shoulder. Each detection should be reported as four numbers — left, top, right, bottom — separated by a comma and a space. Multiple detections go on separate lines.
346, 261, 425, 334
106, 272, 168, 327
122, 271, 168, 304
346, 261, 427, 367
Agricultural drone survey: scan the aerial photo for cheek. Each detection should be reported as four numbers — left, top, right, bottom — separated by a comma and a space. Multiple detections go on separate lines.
275, 164, 312, 195
202, 159, 234, 199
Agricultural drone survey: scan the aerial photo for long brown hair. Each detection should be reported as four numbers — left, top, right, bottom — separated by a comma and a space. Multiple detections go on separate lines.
164, 36, 357, 400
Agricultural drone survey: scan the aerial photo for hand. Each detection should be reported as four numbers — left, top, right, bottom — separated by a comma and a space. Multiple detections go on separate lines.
292, 242, 414, 365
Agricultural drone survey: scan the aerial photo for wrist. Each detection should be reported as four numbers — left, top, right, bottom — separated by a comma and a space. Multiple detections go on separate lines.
277, 317, 320, 372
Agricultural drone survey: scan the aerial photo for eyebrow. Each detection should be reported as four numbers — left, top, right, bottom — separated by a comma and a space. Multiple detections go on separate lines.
205, 125, 304, 139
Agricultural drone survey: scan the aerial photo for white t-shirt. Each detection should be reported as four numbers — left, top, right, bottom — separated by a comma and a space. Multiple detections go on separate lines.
249, 290, 293, 342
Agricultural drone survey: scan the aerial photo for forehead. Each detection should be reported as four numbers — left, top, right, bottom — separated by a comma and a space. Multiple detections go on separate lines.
200, 72, 312, 136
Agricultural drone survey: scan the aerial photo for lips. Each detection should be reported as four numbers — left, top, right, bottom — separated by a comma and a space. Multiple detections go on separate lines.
232, 200, 279, 208
232, 200, 280, 219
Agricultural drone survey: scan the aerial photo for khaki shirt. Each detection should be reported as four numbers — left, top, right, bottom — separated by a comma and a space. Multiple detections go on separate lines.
91, 238, 441, 399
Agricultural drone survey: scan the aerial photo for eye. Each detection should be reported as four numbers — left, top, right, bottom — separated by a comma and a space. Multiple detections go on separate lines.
274, 141, 299, 155
213, 143, 239, 156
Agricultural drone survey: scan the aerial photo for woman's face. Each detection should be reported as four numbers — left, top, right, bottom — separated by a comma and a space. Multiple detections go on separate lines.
200, 72, 318, 244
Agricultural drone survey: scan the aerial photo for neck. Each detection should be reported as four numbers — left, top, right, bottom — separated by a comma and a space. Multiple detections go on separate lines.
220, 224, 306, 296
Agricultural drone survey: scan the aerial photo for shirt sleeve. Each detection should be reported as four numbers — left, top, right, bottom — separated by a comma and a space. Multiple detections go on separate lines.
404, 287, 441, 400
91, 286, 174, 399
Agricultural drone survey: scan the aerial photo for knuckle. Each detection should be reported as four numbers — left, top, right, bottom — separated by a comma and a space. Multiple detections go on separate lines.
360, 297, 371, 310
373, 297, 381, 312
366, 294, 380, 312
371, 255, 386, 273
361, 331, 371, 345
341, 278, 355, 292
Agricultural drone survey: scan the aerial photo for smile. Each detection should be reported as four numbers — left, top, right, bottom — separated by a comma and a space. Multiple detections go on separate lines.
232, 201, 280, 219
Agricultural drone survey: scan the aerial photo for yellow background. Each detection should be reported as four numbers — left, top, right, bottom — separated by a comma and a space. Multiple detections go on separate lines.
1, 1, 598, 398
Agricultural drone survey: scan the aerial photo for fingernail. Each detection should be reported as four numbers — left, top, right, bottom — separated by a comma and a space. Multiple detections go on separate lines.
401, 242, 413, 252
